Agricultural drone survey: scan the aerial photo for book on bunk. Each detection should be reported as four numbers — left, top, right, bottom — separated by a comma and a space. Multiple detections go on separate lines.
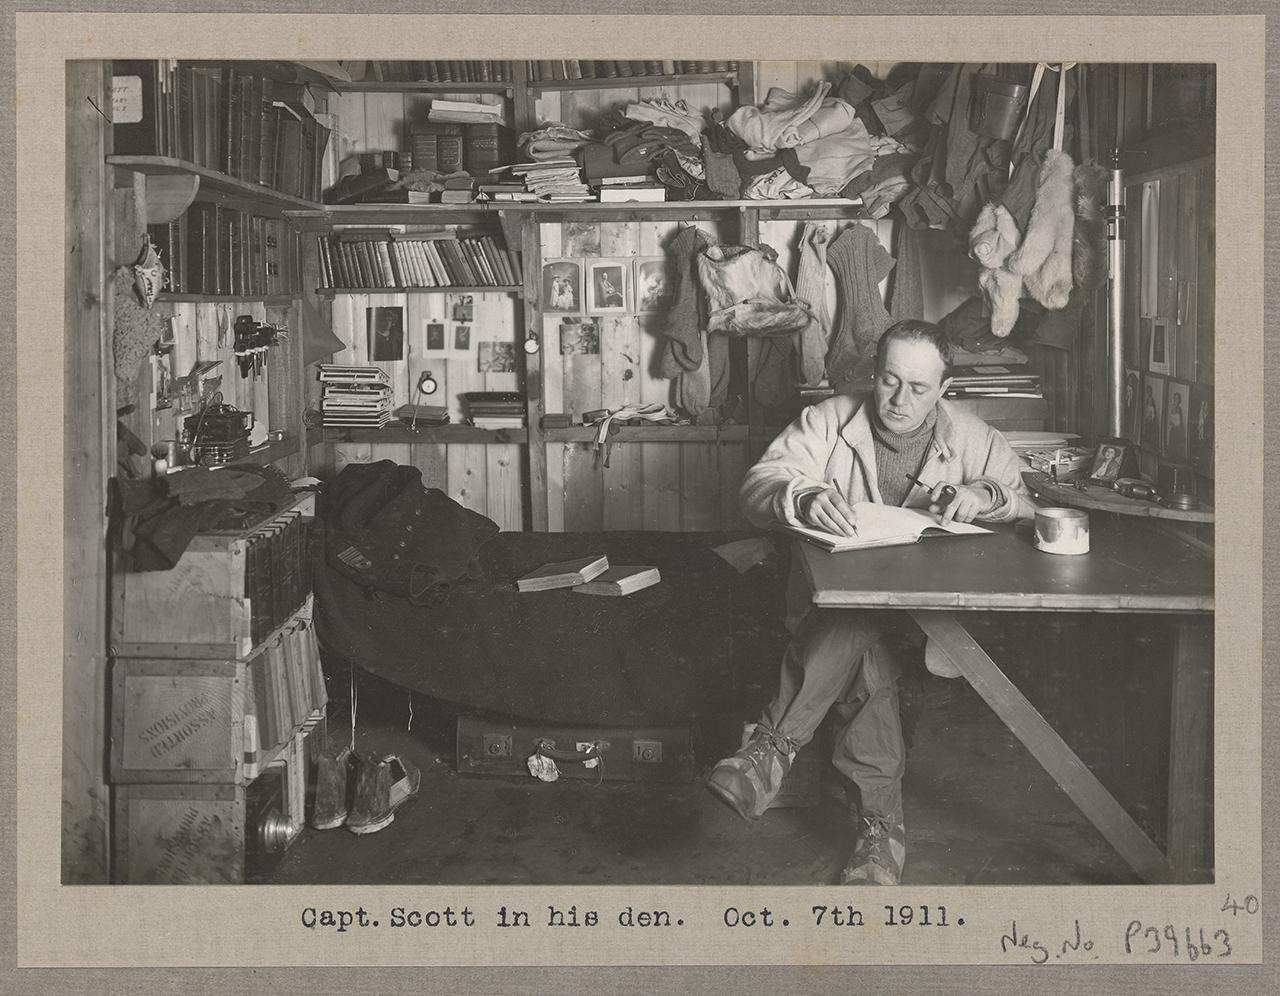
782, 503, 991, 553
572, 566, 661, 597
515, 555, 610, 592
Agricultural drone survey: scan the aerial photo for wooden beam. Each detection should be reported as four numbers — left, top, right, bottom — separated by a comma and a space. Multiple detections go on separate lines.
63, 59, 113, 883
909, 610, 1176, 884
1166, 617, 1214, 881
520, 215, 548, 530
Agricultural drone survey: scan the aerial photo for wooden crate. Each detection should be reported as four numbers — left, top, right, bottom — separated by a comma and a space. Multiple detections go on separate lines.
113, 721, 319, 884
111, 613, 327, 785
111, 494, 315, 660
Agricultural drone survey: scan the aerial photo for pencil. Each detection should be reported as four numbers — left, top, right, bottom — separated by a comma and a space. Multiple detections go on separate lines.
828, 478, 858, 536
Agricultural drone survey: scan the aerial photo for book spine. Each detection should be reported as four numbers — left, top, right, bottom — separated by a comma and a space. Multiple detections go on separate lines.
111, 60, 162, 156
382, 240, 401, 287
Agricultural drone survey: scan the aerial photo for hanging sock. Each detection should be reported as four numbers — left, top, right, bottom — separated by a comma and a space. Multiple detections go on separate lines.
707, 333, 731, 410
825, 223, 896, 390
659, 225, 712, 372
793, 220, 835, 387
889, 222, 925, 323
753, 336, 796, 408
676, 327, 712, 417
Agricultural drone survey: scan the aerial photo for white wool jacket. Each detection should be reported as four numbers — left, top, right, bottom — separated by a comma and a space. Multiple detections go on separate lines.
741, 394, 1037, 657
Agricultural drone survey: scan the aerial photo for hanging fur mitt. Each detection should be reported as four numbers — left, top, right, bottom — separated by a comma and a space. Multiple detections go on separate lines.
968, 202, 1024, 338
1072, 162, 1110, 292
1008, 148, 1075, 310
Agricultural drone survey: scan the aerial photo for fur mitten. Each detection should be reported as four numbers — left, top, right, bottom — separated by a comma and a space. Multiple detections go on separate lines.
1009, 149, 1075, 310
968, 202, 1024, 338
1072, 162, 1110, 292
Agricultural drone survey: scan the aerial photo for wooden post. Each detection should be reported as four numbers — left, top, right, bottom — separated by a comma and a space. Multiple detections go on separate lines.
1166, 617, 1214, 881
518, 213, 548, 530
63, 59, 113, 883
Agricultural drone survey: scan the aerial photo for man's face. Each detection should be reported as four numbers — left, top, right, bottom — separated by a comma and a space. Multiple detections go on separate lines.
874, 336, 951, 433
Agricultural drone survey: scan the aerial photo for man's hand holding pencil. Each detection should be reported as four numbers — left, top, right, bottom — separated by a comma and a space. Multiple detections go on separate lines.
797, 479, 860, 537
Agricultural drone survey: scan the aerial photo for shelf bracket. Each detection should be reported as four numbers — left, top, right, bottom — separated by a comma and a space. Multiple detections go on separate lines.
143, 172, 201, 224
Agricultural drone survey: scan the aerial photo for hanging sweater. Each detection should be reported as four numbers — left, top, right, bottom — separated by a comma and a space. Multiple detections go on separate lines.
825, 224, 896, 390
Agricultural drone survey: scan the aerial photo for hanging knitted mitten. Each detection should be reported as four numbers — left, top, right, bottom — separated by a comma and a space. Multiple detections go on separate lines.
659, 226, 711, 374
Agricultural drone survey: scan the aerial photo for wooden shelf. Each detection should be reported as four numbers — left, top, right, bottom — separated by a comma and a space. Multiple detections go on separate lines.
159, 293, 299, 305
1023, 471, 1215, 523
318, 425, 527, 445
332, 81, 512, 94
527, 72, 738, 94
107, 155, 319, 211
543, 424, 751, 443
316, 285, 523, 297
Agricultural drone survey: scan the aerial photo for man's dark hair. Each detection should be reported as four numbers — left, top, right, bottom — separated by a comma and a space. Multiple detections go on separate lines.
874, 319, 955, 381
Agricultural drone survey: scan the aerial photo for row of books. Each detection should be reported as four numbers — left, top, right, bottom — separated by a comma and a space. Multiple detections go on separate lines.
147, 208, 298, 297
463, 391, 525, 429
524, 60, 740, 82
244, 612, 327, 778
944, 363, 1043, 400
318, 365, 394, 429
364, 60, 514, 84
112, 61, 331, 201
316, 231, 523, 290
243, 508, 312, 648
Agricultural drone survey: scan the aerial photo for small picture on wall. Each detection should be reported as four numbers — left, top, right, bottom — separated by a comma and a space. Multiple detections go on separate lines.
1139, 374, 1165, 453
1123, 366, 1142, 442
1164, 378, 1192, 463
150, 351, 174, 411
1148, 318, 1172, 376
478, 341, 517, 373
453, 324, 472, 351
634, 257, 671, 314
426, 322, 446, 351
586, 259, 629, 315
450, 294, 474, 323
367, 306, 405, 361
564, 222, 601, 257
1189, 383, 1214, 475
559, 317, 600, 355
542, 259, 582, 313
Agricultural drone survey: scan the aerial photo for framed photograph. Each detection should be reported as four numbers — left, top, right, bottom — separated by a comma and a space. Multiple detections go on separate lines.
1087, 441, 1129, 483
150, 351, 174, 411
1139, 374, 1166, 453
559, 317, 600, 355
367, 305, 404, 361
634, 256, 671, 314
426, 321, 446, 351
453, 324, 472, 351
586, 259, 629, 315
542, 259, 583, 313
1189, 382, 1214, 475
450, 294, 474, 323
1123, 366, 1142, 442
478, 341, 517, 373
1163, 378, 1192, 463
563, 221, 601, 257
1148, 318, 1172, 375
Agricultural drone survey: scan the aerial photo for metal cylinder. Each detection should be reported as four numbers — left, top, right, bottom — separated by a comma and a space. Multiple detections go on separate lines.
1108, 156, 1126, 438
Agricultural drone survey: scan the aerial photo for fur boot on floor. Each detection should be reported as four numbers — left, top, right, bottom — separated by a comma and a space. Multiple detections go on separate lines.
1009, 149, 1076, 310
968, 202, 1023, 338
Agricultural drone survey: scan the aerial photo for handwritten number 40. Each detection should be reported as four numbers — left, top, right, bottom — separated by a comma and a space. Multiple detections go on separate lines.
1221, 894, 1260, 917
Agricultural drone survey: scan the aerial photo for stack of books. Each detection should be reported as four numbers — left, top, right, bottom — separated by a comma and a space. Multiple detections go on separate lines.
427, 98, 507, 126
505, 159, 591, 202
515, 554, 661, 596
596, 175, 667, 203
462, 391, 526, 429
315, 228, 522, 290
318, 365, 393, 429
944, 363, 1043, 400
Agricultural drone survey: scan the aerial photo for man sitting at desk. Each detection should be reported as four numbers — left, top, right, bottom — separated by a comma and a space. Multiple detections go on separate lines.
707, 319, 1036, 885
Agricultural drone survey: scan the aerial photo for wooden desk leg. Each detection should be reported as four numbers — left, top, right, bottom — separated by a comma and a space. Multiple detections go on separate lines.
1167, 617, 1214, 882
909, 610, 1174, 885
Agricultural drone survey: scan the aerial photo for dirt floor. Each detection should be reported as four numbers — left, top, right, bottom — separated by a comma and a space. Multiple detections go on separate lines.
268, 642, 1151, 886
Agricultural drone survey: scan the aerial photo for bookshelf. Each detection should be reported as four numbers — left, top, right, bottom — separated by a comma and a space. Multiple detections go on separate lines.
316, 285, 523, 296
107, 155, 319, 212
524, 70, 740, 94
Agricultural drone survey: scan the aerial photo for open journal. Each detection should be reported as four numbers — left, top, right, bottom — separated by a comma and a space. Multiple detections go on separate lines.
783, 502, 992, 553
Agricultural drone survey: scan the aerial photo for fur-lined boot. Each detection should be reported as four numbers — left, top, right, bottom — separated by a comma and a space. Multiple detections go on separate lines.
1072, 162, 1110, 293
1010, 149, 1075, 310
968, 202, 1023, 338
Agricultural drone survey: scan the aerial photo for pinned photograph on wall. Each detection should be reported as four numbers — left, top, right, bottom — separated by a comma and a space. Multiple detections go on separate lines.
1148, 318, 1172, 376
1123, 366, 1142, 441
542, 259, 582, 313
1164, 378, 1192, 463
559, 317, 600, 355
367, 305, 405, 361
634, 257, 671, 314
478, 341, 517, 373
586, 259, 629, 315
1189, 382, 1214, 475
1139, 374, 1165, 452
426, 321, 446, 351
150, 351, 175, 410
563, 221, 601, 257
450, 294, 474, 323
453, 324, 472, 351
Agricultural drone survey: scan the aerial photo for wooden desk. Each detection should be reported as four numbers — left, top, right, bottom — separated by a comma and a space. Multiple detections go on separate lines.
796, 516, 1214, 884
